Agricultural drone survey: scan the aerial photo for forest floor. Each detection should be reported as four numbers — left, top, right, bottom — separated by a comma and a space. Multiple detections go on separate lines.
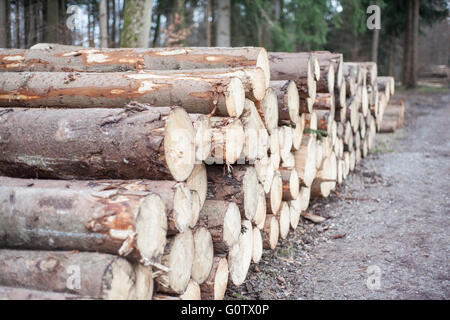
226, 88, 450, 300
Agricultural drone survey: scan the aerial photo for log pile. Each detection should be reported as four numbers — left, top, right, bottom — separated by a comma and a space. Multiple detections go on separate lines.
0, 45, 395, 300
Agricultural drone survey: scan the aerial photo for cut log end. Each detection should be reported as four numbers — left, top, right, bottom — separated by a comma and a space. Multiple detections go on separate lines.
256, 48, 271, 88
262, 215, 279, 250
136, 194, 168, 261
223, 202, 243, 248
278, 202, 291, 240
228, 220, 253, 286
164, 107, 196, 181
225, 77, 245, 117
172, 183, 193, 233
186, 163, 207, 207
242, 166, 259, 220
134, 264, 153, 300
200, 257, 229, 300
192, 227, 214, 285
252, 227, 263, 264
157, 230, 195, 294
104, 258, 137, 300
268, 171, 283, 214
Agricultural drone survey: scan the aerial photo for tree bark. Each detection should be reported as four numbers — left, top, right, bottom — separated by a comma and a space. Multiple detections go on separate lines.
0, 107, 195, 182
0, 250, 137, 299
119, 0, 152, 48
0, 70, 245, 117
0, 177, 168, 262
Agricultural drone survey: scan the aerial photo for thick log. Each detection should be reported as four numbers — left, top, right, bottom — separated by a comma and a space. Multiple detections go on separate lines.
206, 165, 258, 220
313, 93, 335, 119
198, 200, 241, 254
0, 286, 90, 300
200, 257, 228, 300
207, 117, 245, 165
0, 70, 246, 117
268, 52, 316, 100
191, 227, 214, 285
0, 46, 271, 85
261, 214, 279, 250
0, 177, 167, 262
0, 250, 136, 299
228, 220, 253, 286
156, 230, 195, 294
271, 80, 299, 125
0, 106, 195, 182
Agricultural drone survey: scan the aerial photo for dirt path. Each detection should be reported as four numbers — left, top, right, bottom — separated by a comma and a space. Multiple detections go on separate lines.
226, 90, 450, 300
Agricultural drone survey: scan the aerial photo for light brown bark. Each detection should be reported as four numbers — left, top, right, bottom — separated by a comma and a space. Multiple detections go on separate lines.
0, 107, 195, 182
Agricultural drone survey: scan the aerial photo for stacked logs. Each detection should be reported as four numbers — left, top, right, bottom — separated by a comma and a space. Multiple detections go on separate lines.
0, 45, 395, 300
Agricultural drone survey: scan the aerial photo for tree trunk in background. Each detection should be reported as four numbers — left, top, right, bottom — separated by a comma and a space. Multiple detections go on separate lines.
111, 0, 116, 47
46, 0, 59, 44
120, 0, 152, 48
371, 28, 379, 63
206, 0, 211, 46
410, 0, 419, 87
0, 0, 7, 48
388, 35, 395, 76
403, 0, 412, 86
15, 0, 20, 48
29, 0, 36, 47
216, 0, 230, 46
99, 0, 108, 47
